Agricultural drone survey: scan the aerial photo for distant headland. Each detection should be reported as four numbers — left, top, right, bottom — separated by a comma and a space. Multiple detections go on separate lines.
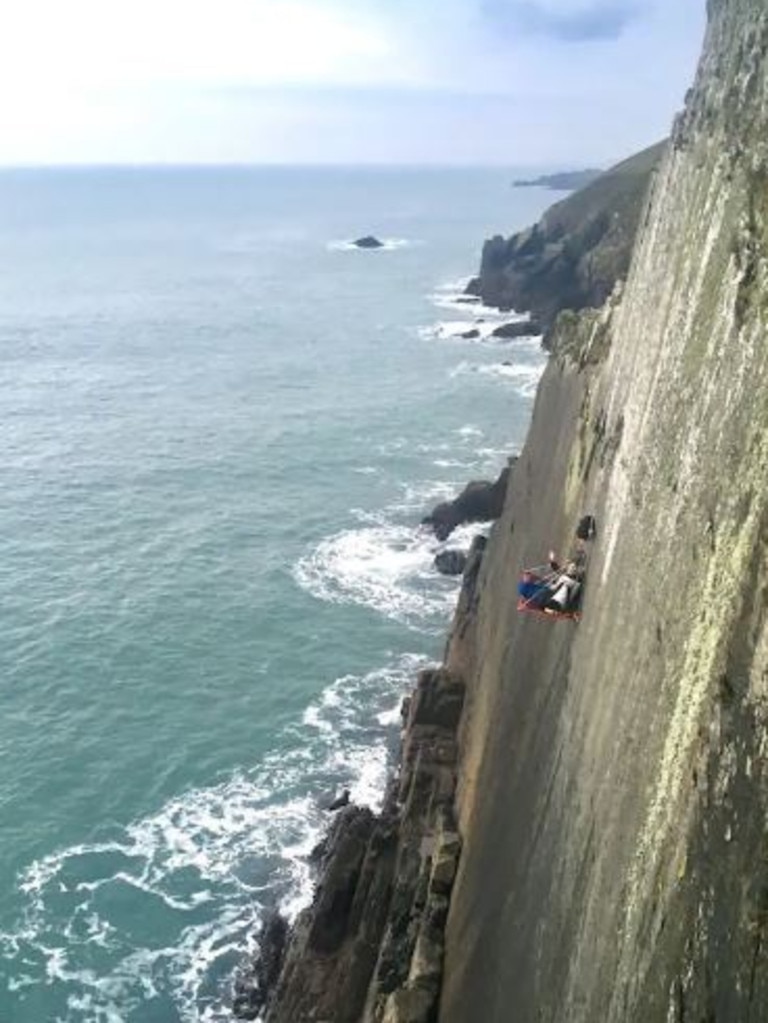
512, 168, 602, 191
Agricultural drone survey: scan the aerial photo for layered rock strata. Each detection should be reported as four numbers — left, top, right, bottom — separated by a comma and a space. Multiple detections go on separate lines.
241, 662, 475, 1023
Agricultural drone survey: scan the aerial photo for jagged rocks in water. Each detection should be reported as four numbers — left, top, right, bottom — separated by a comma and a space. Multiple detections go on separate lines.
353, 235, 384, 249
434, 550, 468, 576
422, 464, 513, 541
233, 911, 289, 1020
325, 788, 351, 812
251, 668, 466, 1023
460, 328, 480, 339
491, 320, 541, 340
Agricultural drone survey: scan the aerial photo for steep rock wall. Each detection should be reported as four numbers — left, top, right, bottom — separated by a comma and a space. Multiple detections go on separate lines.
442, 1, 768, 1020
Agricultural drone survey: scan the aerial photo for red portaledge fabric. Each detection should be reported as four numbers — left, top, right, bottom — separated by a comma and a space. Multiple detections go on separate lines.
516, 599, 580, 622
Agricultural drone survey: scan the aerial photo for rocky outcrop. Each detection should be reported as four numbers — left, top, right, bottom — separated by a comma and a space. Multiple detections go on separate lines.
433, 550, 468, 577
233, 911, 289, 1020
354, 236, 384, 249
490, 319, 542, 340
245, 668, 466, 1023
421, 464, 513, 542
469, 140, 665, 337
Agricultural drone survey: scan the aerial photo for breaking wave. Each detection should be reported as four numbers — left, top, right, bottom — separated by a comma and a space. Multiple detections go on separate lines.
0, 654, 432, 1023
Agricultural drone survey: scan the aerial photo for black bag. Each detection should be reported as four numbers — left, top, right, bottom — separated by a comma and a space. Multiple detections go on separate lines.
576, 515, 597, 542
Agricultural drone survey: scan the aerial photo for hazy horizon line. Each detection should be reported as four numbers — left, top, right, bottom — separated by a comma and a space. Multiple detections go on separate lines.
0, 158, 615, 173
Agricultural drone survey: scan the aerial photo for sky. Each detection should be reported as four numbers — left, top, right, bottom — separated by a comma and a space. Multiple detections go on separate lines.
0, 0, 707, 166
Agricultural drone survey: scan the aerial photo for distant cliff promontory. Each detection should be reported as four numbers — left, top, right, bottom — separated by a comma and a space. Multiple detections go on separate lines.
469, 140, 665, 337
512, 169, 602, 191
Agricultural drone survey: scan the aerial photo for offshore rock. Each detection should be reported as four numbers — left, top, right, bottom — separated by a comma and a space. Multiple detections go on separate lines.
354, 235, 384, 249
421, 464, 513, 542
491, 319, 541, 339
326, 788, 352, 812
433, 550, 468, 577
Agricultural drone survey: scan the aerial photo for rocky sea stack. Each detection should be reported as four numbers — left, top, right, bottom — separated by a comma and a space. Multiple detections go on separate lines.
353, 235, 385, 249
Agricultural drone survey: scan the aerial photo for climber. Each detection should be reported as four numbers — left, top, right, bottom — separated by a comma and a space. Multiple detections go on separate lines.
517, 570, 552, 609
543, 561, 583, 614
517, 515, 596, 619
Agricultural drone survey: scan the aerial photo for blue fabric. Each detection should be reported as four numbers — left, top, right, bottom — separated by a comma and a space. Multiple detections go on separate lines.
518, 578, 547, 602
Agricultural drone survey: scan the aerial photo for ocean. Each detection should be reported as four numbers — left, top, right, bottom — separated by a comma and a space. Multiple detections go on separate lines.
0, 166, 555, 1022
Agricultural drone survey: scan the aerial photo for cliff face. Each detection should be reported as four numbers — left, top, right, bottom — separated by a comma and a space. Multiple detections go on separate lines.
242, 3, 768, 1019
472, 141, 665, 335
442, 1, 768, 1020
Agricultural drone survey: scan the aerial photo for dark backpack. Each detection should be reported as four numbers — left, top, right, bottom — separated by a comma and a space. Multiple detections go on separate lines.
576, 515, 597, 542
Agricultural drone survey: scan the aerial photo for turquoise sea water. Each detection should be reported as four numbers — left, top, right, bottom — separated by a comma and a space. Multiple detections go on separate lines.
0, 167, 555, 1021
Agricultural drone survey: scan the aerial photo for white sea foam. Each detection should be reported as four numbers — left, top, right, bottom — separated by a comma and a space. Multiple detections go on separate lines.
432, 457, 475, 469
478, 361, 546, 398
428, 277, 530, 321
2, 653, 432, 1023
449, 359, 546, 399
432, 275, 475, 294
418, 319, 501, 343
293, 519, 459, 628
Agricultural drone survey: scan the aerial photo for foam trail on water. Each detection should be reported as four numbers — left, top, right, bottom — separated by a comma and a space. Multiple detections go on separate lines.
1, 654, 433, 1023
293, 519, 460, 629
449, 359, 546, 399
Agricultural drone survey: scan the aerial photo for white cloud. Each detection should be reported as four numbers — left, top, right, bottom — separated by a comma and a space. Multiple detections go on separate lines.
0, 0, 706, 164
0, 0, 403, 95
0, 0, 422, 162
